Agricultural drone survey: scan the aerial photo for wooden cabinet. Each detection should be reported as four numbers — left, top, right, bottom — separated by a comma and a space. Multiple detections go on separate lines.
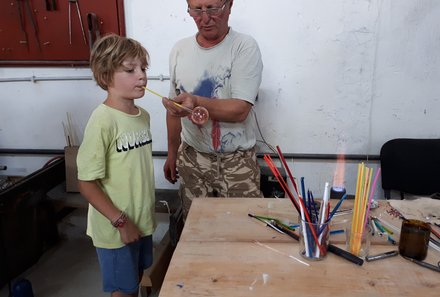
0, 0, 125, 66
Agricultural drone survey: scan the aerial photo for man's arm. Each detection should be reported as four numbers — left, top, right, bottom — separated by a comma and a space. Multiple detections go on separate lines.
163, 112, 182, 183
194, 96, 252, 122
163, 94, 252, 123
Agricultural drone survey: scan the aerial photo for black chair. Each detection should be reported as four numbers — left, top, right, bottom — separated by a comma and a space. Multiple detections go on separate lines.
380, 138, 440, 199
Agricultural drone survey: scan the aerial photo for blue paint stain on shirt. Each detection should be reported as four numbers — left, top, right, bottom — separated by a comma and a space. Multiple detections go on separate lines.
195, 78, 216, 97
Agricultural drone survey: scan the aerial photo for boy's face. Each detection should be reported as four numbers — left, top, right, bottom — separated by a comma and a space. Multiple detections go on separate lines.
108, 57, 147, 100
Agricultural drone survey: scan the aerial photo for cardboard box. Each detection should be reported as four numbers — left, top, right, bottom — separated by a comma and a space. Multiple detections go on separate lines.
65, 146, 79, 192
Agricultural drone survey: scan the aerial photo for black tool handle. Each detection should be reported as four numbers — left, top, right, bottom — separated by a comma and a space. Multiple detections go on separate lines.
328, 244, 364, 266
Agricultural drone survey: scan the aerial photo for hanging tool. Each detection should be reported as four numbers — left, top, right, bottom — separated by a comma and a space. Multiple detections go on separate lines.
16, 0, 41, 50
87, 13, 100, 50
45, 0, 57, 11
16, 0, 29, 48
68, 0, 87, 45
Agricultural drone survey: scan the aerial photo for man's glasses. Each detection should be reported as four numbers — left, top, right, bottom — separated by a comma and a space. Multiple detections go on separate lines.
187, 1, 228, 18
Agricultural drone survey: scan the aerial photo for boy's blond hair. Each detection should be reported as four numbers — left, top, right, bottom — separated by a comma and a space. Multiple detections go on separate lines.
90, 34, 150, 90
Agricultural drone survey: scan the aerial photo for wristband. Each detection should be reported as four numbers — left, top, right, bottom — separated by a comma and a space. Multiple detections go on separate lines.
111, 211, 128, 228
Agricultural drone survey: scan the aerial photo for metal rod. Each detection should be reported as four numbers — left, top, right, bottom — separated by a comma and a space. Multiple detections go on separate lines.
0, 148, 380, 160
257, 152, 380, 161
0, 75, 170, 83
68, 1, 72, 44
0, 149, 65, 155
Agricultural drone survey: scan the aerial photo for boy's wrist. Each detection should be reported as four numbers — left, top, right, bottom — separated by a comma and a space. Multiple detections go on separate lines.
111, 211, 128, 228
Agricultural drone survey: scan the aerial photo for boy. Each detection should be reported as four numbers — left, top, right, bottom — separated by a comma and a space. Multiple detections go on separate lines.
77, 34, 156, 297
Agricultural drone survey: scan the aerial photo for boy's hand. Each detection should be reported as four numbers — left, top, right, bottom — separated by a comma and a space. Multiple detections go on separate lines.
118, 218, 142, 244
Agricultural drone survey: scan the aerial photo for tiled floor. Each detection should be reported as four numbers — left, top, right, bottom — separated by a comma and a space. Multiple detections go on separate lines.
0, 208, 168, 297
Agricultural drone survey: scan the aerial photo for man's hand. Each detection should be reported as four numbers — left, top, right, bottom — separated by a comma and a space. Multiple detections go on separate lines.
164, 156, 179, 184
162, 92, 197, 117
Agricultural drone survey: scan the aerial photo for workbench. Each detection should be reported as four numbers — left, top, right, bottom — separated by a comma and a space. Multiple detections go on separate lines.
158, 197, 439, 297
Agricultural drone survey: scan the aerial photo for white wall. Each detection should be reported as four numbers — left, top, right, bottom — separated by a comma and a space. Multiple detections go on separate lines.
1, 0, 440, 198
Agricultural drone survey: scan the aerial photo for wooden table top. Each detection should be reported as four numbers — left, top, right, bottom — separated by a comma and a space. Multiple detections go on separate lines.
180, 197, 299, 243
181, 198, 394, 244
159, 197, 440, 297
159, 241, 438, 297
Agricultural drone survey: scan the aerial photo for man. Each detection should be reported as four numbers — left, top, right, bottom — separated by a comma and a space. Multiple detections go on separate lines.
163, 0, 264, 217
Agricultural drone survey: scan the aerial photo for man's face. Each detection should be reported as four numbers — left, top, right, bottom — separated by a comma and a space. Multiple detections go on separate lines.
187, 0, 231, 44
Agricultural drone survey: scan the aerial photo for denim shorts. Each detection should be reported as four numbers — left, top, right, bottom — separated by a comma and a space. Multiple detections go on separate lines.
96, 235, 153, 294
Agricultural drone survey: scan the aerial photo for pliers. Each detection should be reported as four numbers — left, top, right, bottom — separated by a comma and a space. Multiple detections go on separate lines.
68, 0, 87, 45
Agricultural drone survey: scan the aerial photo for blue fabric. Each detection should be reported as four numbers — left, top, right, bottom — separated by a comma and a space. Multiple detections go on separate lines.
96, 235, 153, 294
12, 278, 34, 297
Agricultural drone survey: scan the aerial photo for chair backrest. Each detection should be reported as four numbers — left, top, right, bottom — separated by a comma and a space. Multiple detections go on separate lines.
380, 138, 440, 199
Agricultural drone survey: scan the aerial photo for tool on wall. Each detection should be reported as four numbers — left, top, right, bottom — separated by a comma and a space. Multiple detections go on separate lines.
16, 0, 29, 48
16, 0, 41, 50
87, 13, 101, 50
68, 0, 87, 45
45, 0, 57, 11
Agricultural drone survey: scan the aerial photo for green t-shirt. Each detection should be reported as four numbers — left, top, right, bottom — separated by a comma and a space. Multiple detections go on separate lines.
77, 104, 156, 248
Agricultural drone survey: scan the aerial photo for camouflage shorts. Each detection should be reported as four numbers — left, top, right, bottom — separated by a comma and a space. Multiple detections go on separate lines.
177, 142, 263, 217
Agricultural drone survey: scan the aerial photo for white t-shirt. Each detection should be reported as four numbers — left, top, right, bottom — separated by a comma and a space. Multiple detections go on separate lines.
169, 28, 263, 153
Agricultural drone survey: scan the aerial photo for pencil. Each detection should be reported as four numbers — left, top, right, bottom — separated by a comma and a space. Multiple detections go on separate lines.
430, 225, 440, 240
403, 256, 440, 273
326, 193, 348, 223
248, 213, 268, 224
273, 221, 300, 240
